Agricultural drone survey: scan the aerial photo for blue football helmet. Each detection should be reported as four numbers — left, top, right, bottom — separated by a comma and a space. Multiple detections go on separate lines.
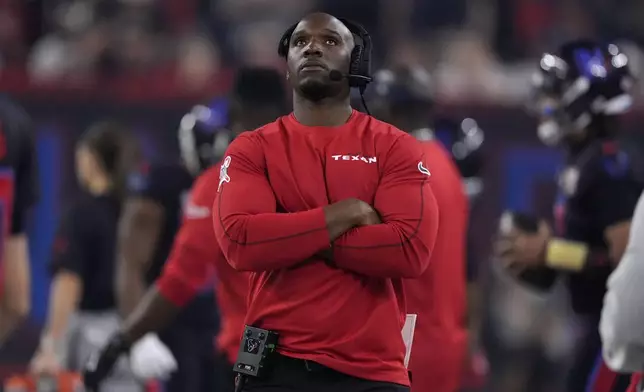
433, 117, 485, 198
530, 40, 634, 146
178, 98, 230, 176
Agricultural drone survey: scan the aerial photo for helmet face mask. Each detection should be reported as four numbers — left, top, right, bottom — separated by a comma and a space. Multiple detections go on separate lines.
534, 94, 563, 146
533, 94, 589, 146
178, 102, 229, 176
370, 66, 433, 121
433, 117, 485, 200
529, 41, 634, 147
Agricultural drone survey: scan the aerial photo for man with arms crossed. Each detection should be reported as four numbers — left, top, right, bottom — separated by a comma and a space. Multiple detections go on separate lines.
212, 13, 438, 392
86, 12, 439, 392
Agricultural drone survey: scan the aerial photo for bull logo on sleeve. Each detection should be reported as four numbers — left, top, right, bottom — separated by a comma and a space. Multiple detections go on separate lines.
218, 156, 231, 192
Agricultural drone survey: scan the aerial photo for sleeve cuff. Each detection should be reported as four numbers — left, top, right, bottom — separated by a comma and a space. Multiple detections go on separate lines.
156, 274, 197, 307
545, 238, 589, 271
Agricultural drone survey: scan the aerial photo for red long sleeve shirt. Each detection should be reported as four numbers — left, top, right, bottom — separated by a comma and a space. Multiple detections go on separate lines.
156, 164, 249, 363
213, 110, 439, 386
404, 141, 469, 392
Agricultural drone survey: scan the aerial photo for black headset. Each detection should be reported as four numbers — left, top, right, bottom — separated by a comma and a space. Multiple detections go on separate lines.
277, 18, 373, 95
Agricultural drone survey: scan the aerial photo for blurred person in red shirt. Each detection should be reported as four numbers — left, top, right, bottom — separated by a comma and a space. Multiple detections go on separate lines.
627, 374, 641, 392
82, 67, 288, 392
370, 66, 481, 392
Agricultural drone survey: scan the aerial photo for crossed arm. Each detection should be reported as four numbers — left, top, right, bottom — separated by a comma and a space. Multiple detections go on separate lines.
213, 133, 439, 278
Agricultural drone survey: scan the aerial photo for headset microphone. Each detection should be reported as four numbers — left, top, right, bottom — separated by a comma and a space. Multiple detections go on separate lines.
329, 70, 372, 84
329, 70, 372, 115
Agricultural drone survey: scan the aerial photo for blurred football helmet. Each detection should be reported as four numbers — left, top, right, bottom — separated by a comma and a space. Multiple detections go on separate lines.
370, 65, 433, 120
372, 65, 484, 198
178, 98, 230, 176
433, 117, 485, 198
530, 40, 634, 146
372, 66, 434, 106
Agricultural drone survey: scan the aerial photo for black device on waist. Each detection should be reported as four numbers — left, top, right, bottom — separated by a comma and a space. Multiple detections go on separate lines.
234, 325, 279, 378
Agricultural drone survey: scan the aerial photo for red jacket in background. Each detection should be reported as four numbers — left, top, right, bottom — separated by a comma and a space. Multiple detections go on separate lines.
628, 373, 641, 392
405, 140, 469, 392
156, 164, 249, 364
212, 111, 439, 386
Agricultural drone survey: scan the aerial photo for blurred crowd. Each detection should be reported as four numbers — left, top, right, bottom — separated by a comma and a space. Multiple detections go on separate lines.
2, 0, 644, 101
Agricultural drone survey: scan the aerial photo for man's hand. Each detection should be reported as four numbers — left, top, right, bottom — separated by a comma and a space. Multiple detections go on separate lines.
354, 200, 381, 226
495, 218, 551, 273
323, 198, 381, 241
29, 348, 61, 376
82, 333, 130, 392
129, 333, 177, 380
296, 199, 379, 268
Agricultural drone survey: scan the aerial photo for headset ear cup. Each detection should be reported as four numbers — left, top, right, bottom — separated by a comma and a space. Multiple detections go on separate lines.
348, 46, 364, 88
350, 46, 362, 75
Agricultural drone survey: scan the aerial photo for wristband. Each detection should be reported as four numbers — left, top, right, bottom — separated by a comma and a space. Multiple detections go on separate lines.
40, 334, 65, 355
545, 239, 589, 271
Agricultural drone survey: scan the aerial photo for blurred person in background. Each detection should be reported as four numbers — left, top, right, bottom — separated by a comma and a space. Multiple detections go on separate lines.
433, 30, 507, 102
481, 251, 575, 392
83, 67, 287, 392
428, 119, 489, 392
28, 0, 168, 82
0, 96, 38, 348
28, 0, 115, 82
0, 3, 28, 70
176, 34, 222, 93
495, 40, 642, 392
28, 121, 139, 391
113, 88, 221, 389
370, 65, 481, 392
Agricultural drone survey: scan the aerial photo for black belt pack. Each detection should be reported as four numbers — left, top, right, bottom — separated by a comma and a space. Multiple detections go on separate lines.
233, 325, 279, 378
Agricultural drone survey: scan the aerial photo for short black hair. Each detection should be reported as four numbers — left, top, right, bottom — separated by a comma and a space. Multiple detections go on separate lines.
79, 121, 137, 198
232, 67, 287, 107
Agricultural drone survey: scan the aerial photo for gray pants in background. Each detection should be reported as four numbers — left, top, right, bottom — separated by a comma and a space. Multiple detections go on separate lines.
64, 312, 142, 392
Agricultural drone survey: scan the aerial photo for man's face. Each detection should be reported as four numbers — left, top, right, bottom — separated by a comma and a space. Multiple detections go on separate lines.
286, 13, 354, 102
